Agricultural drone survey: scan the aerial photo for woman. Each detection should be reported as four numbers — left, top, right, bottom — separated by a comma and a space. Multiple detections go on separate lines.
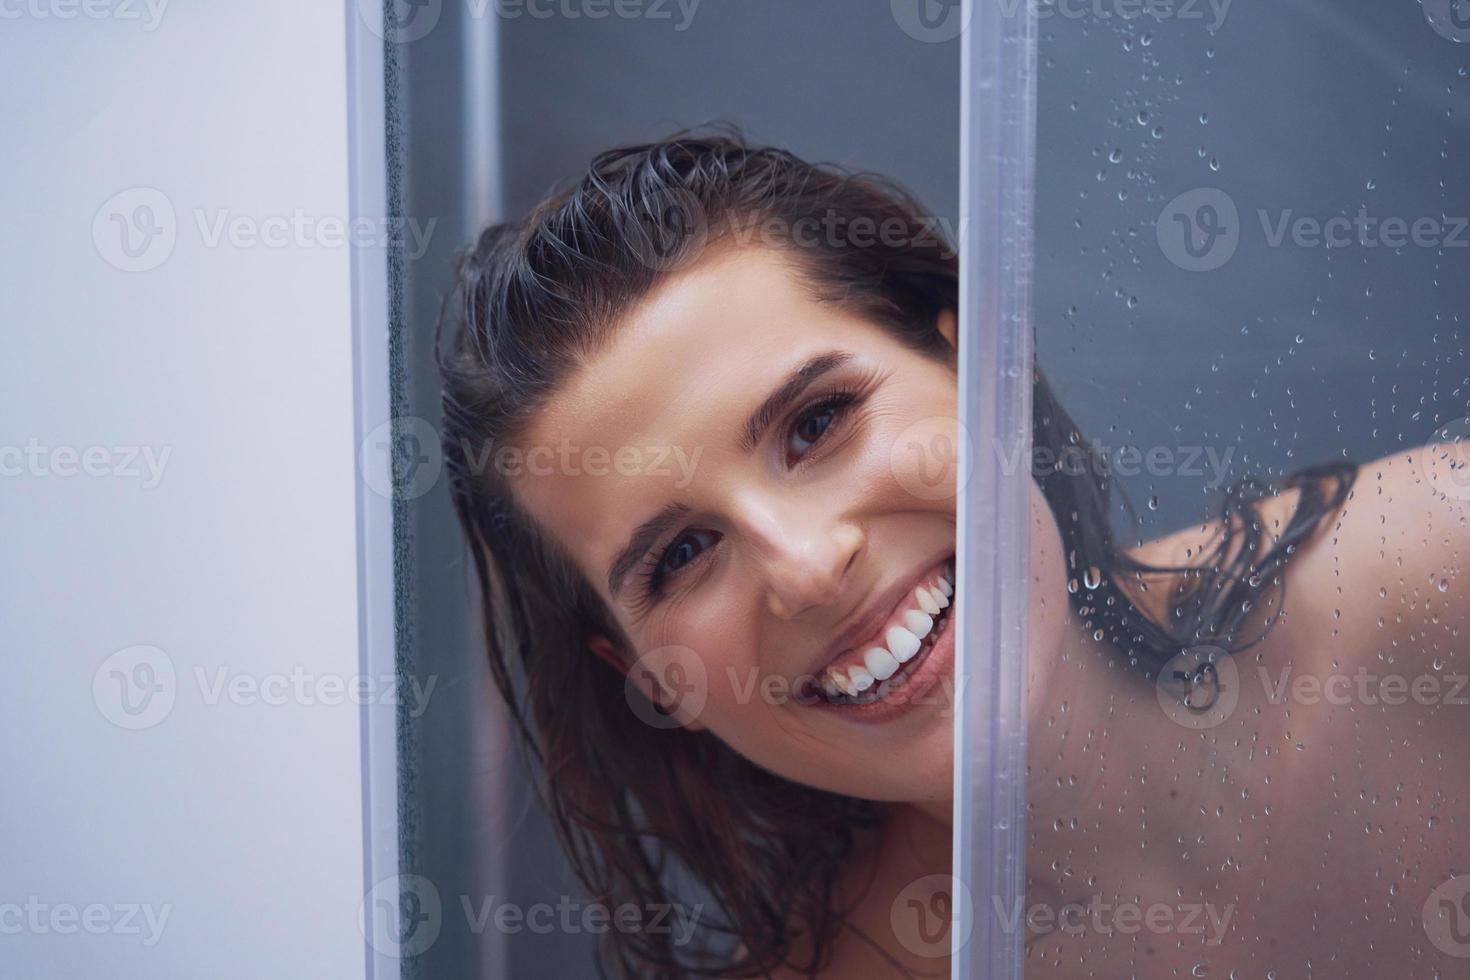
436, 131, 1469, 978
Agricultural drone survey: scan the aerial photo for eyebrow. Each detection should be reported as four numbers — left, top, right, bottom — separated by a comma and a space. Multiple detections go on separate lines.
605, 349, 854, 601
739, 350, 853, 453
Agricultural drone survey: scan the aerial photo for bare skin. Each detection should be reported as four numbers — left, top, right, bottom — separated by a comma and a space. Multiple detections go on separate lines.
506, 242, 1469, 978
796, 453, 1470, 979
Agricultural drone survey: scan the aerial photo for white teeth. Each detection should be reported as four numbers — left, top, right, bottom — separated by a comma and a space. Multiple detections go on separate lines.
864, 647, 900, 681
832, 670, 857, 697
886, 625, 921, 663
821, 570, 958, 701
903, 610, 934, 640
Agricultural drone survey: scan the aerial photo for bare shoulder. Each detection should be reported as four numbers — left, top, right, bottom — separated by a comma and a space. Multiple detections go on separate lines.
1280, 447, 1469, 661
1129, 445, 1468, 658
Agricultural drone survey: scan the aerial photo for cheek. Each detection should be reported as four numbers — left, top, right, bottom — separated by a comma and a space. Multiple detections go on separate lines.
875, 390, 964, 507
633, 603, 776, 730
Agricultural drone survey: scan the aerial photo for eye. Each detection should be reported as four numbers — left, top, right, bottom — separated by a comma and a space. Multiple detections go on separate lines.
786, 392, 856, 464
644, 527, 721, 598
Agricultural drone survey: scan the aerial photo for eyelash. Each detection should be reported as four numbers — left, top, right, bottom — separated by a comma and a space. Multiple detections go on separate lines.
633, 386, 863, 605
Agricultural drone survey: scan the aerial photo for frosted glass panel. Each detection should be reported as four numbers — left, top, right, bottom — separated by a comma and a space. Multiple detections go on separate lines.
1020, 2, 1470, 976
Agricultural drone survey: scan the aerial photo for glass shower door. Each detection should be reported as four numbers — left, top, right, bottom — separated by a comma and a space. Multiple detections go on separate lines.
1005, 0, 1470, 976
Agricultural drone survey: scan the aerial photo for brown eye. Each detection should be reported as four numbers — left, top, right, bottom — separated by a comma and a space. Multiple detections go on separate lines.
787, 392, 856, 462
791, 405, 837, 456
656, 528, 719, 579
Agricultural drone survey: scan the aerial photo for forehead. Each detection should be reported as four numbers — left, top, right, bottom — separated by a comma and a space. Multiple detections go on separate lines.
509, 247, 867, 592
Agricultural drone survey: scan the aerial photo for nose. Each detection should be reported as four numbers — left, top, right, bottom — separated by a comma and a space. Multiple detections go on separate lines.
731, 490, 865, 620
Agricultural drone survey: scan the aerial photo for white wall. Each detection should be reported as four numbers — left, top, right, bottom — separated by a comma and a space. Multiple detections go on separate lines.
0, 3, 384, 976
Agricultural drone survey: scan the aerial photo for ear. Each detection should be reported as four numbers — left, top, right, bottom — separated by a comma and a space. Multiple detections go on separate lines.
586, 632, 708, 733
586, 632, 626, 674
936, 308, 958, 350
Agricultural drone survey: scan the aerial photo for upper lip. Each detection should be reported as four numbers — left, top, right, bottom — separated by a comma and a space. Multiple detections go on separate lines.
805, 552, 951, 680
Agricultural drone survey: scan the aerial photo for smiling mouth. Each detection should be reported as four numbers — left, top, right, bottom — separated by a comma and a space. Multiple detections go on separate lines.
812, 557, 955, 707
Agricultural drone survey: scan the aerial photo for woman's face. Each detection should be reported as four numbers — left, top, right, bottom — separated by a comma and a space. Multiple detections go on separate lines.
510, 245, 1067, 806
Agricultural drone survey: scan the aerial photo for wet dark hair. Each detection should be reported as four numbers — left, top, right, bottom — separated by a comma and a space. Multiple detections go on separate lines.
435, 127, 1357, 978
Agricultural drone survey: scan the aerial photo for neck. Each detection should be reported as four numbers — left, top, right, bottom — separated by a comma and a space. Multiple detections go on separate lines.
902, 613, 1253, 898
1027, 614, 1258, 898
